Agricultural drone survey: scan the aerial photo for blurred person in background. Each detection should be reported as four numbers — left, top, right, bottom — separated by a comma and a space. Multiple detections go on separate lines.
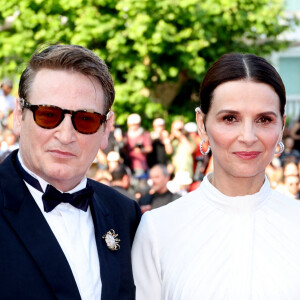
111, 164, 136, 201
139, 164, 180, 213
0, 78, 15, 129
0, 128, 19, 162
265, 157, 284, 189
169, 119, 195, 178
102, 112, 124, 155
93, 169, 112, 186
94, 148, 108, 170
147, 118, 172, 168
290, 115, 300, 152
92, 121, 123, 171
184, 121, 209, 181
276, 162, 299, 198
132, 53, 300, 299
279, 135, 300, 165
107, 150, 133, 180
106, 150, 122, 172
166, 170, 194, 196
284, 174, 300, 199
123, 113, 152, 178
283, 161, 299, 177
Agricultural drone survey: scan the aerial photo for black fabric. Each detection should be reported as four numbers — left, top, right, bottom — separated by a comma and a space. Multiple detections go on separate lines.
42, 184, 94, 212
147, 138, 168, 168
140, 190, 180, 209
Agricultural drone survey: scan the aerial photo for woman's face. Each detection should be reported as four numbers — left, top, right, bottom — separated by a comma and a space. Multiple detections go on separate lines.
197, 80, 284, 183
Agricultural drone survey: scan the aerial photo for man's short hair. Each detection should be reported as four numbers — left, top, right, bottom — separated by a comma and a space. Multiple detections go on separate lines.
127, 113, 141, 125
111, 164, 128, 181
151, 164, 169, 177
19, 44, 115, 112
1, 78, 13, 88
153, 118, 165, 127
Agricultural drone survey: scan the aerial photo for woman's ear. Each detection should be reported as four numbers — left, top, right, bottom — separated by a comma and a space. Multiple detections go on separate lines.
195, 108, 208, 140
282, 115, 286, 130
279, 115, 287, 141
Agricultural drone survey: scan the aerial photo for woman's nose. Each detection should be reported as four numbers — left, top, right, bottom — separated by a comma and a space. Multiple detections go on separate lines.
237, 122, 258, 144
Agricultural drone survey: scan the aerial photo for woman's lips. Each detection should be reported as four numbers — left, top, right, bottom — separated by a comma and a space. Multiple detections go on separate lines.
234, 151, 261, 160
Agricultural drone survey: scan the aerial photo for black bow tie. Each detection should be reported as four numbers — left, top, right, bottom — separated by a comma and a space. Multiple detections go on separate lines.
15, 155, 94, 213
42, 184, 94, 213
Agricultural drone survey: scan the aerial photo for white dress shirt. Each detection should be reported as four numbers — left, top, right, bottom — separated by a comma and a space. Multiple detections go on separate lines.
18, 152, 101, 299
132, 173, 300, 300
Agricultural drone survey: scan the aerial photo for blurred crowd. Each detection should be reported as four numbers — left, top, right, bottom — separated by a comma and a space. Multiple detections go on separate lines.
0, 79, 300, 210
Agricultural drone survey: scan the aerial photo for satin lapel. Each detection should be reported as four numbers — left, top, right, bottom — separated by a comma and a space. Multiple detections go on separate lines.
90, 192, 120, 300
0, 152, 81, 300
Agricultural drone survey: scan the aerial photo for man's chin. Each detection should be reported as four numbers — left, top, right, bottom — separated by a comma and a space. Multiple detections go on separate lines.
45, 168, 76, 183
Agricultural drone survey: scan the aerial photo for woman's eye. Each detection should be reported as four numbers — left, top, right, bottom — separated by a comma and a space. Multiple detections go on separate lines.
223, 115, 237, 123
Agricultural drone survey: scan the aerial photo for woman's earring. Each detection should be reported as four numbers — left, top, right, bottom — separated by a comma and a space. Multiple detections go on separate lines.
275, 141, 285, 154
200, 139, 211, 156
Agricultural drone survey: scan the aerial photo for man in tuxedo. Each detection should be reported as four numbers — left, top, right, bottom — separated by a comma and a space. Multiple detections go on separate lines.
0, 44, 141, 299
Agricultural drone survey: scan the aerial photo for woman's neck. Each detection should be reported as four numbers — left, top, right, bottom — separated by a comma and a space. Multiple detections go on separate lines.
209, 172, 265, 197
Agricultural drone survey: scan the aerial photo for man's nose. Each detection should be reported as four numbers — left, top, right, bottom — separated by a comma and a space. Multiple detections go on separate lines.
54, 114, 77, 143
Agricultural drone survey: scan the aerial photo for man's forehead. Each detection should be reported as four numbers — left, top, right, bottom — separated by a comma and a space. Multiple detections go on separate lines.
150, 167, 166, 177
2, 78, 13, 87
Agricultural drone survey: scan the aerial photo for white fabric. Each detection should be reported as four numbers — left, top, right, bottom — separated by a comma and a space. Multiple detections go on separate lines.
0, 89, 15, 116
132, 173, 300, 300
18, 152, 101, 300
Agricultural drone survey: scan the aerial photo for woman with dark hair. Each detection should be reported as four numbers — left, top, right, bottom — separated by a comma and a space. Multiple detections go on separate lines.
132, 53, 300, 299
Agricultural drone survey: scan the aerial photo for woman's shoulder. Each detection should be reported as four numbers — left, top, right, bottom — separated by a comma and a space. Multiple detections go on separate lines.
267, 188, 300, 222
270, 187, 300, 205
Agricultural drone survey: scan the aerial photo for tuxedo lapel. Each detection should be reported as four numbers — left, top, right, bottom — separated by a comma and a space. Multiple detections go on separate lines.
90, 190, 121, 300
1, 151, 81, 300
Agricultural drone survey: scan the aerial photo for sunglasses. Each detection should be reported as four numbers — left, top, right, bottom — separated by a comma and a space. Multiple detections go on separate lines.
20, 98, 110, 134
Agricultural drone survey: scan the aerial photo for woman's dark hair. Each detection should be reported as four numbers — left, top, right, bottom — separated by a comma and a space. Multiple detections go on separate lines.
199, 53, 286, 118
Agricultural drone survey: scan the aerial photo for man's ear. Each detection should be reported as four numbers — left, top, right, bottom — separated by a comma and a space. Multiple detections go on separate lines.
13, 99, 23, 137
196, 108, 208, 140
100, 111, 114, 150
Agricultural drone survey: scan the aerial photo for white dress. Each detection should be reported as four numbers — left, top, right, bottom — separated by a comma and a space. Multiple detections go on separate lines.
132, 174, 300, 300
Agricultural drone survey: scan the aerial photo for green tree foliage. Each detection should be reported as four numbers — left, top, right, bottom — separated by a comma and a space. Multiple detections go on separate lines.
0, 0, 296, 128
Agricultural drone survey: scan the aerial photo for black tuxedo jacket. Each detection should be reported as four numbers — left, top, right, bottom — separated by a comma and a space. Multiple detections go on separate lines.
0, 150, 141, 300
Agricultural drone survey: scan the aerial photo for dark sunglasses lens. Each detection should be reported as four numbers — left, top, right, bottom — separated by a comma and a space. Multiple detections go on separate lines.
34, 106, 63, 129
73, 111, 104, 134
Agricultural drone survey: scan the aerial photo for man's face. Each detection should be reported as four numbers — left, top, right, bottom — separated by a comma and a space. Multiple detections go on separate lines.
153, 124, 164, 134
149, 166, 169, 194
2, 84, 12, 96
128, 123, 140, 131
13, 69, 112, 191
285, 175, 300, 197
